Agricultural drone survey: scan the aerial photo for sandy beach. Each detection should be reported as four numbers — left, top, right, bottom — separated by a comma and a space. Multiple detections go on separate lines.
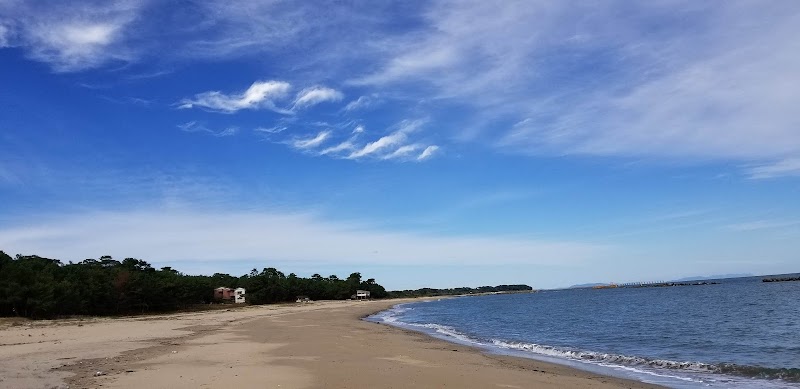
0, 299, 664, 389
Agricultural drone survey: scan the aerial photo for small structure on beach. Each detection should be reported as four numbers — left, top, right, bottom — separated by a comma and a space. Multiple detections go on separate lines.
215, 287, 246, 303
214, 287, 235, 302
296, 295, 311, 303
234, 287, 246, 303
355, 290, 370, 300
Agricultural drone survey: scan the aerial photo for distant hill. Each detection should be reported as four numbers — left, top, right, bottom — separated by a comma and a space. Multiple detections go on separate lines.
569, 283, 608, 289
672, 273, 754, 282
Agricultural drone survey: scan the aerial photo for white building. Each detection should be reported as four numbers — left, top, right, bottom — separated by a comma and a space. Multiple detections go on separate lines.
234, 287, 246, 303
355, 290, 370, 300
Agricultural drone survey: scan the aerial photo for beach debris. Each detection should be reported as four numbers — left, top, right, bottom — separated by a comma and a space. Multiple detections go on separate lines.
171, 350, 178, 354
94, 371, 106, 377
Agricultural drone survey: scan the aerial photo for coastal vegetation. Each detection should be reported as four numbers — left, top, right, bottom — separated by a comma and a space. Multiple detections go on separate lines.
388, 284, 533, 298
0, 251, 387, 318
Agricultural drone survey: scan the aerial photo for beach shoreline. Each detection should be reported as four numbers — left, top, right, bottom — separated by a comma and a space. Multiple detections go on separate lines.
0, 299, 664, 389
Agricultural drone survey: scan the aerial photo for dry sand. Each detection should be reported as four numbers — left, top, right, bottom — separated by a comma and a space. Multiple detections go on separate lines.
0, 299, 664, 389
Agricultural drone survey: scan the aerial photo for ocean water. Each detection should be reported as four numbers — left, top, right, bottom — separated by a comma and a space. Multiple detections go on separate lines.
368, 275, 800, 388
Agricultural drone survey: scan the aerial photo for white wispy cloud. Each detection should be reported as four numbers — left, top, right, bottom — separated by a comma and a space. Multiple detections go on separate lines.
0, 1, 396, 73
31, 21, 124, 69
217, 127, 238, 137
0, 208, 606, 266
353, 1, 800, 171
99, 95, 154, 106
164, 2, 391, 66
254, 126, 287, 135
382, 144, 423, 160
0, 1, 141, 72
348, 131, 408, 159
343, 95, 379, 112
417, 145, 440, 161
293, 86, 343, 109
319, 140, 355, 156
743, 158, 800, 179
177, 121, 238, 137
16, 2, 795, 172
351, 0, 538, 90
178, 80, 292, 113
0, 23, 12, 47
726, 220, 800, 232
265, 119, 439, 162
292, 131, 331, 150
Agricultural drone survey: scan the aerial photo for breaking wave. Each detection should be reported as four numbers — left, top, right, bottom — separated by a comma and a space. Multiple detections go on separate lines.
370, 304, 480, 345
491, 340, 800, 383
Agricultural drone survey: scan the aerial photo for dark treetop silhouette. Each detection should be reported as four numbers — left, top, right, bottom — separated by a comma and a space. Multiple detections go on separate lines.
0, 251, 387, 318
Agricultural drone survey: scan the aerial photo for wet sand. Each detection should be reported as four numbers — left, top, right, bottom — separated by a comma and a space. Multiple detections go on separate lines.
0, 299, 664, 389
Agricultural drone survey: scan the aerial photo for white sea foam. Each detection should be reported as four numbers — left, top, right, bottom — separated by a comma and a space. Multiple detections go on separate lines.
371, 304, 480, 345
372, 305, 411, 324
605, 363, 705, 382
491, 339, 714, 373
367, 304, 800, 388
414, 322, 481, 344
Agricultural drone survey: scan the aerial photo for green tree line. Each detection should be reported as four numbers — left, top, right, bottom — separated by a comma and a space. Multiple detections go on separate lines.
388, 284, 532, 298
0, 251, 387, 318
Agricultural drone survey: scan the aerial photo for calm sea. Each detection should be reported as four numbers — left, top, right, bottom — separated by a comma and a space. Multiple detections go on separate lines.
368, 275, 800, 388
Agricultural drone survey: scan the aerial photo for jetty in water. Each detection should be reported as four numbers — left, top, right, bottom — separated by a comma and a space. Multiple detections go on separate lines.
762, 276, 800, 283
618, 281, 719, 288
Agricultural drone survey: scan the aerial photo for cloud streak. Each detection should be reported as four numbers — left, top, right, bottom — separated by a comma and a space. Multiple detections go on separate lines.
263, 119, 439, 162
293, 86, 343, 109
0, 24, 10, 47
0, 209, 607, 266
9, 2, 795, 173
254, 126, 287, 135
348, 131, 408, 159
178, 80, 292, 114
173, 76, 438, 162
0, 1, 396, 72
726, 220, 800, 232
333, 120, 434, 161
353, 1, 800, 172
0, 0, 141, 72
383, 144, 423, 160
744, 159, 800, 179
292, 131, 331, 150
177, 121, 238, 137
319, 140, 355, 156
343, 95, 379, 112
417, 145, 439, 161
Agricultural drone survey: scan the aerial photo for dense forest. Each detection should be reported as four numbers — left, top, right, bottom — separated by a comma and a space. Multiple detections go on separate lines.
388, 284, 533, 298
0, 251, 387, 318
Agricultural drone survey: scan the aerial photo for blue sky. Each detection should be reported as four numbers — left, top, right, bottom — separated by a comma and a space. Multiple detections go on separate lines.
1, 0, 799, 289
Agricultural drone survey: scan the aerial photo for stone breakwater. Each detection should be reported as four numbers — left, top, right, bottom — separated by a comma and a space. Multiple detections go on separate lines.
763, 277, 800, 283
